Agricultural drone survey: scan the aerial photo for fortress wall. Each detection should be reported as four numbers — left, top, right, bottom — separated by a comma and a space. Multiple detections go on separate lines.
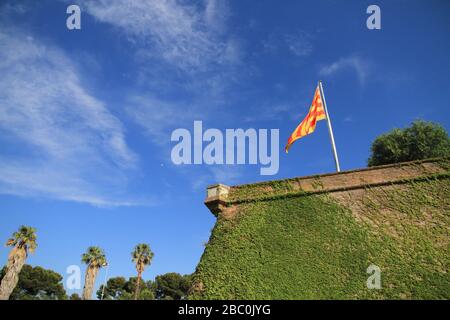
205, 158, 448, 218
192, 158, 449, 299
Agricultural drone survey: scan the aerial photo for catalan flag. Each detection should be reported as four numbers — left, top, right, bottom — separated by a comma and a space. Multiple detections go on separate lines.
285, 84, 326, 153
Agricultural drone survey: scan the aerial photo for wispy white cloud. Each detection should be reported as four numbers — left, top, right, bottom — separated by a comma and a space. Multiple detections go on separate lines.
125, 93, 248, 191
68, 1, 248, 192
263, 30, 313, 57
126, 95, 203, 145
0, 30, 145, 207
343, 116, 354, 122
204, 0, 230, 34
243, 103, 294, 123
190, 166, 245, 191
242, 95, 312, 124
209, 165, 244, 185
319, 55, 371, 85
0, 1, 29, 16
79, 0, 243, 140
0, 162, 145, 207
284, 31, 313, 57
79, 0, 237, 73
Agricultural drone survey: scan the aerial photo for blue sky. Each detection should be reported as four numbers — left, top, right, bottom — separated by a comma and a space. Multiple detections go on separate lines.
1, 0, 449, 297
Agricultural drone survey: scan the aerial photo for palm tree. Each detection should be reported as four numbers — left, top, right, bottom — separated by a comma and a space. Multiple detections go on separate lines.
131, 243, 154, 300
0, 226, 37, 300
81, 246, 107, 300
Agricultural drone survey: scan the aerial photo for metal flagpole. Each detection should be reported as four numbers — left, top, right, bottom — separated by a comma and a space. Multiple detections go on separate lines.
318, 80, 341, 172
100, 263, 109, 300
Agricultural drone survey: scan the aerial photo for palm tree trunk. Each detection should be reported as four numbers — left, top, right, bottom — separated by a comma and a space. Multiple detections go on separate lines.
82, 265, 99, 300
0, 247, 27, 300
134, 270, 142, 300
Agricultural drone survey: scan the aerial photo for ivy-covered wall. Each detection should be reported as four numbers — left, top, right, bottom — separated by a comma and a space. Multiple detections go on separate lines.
191, 159, 449, 299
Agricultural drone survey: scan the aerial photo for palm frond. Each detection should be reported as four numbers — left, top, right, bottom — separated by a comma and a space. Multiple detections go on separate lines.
81, 246, 107, 268
131, 243, 154, 273
6, 225, 37, 253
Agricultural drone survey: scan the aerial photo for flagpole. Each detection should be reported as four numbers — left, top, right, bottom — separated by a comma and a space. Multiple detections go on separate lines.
318, 81, 341, 172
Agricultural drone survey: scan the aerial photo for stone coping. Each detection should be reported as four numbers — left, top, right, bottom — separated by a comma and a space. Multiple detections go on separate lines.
204, 157, 449, 216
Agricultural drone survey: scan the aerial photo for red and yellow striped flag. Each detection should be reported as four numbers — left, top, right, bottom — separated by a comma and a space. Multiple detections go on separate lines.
285, 85, 326, 153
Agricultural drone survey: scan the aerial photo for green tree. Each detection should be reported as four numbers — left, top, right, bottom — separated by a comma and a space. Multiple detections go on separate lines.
0, 226, 37, 300
0, 265, 66, 300
97, 276, 154, 300
154, 273, 192, 300
96, 273, 192, 300
69, 293, 82, 300
139, 288, 155, 300
131, 243, 154, 300
97, 276, 127, 300
81, 246, 107, 300
368, 120, 450, 166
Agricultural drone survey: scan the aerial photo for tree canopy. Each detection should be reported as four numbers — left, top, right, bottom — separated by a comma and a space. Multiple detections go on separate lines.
96, 272, 192, 300
154, 272, 192, 300
69, 293, 81, 300
132, 243, 154, 273
6, 225, 37, 255
368, 120, 450, 166
131, 243, 154, 299
81, 246, 107, 268
0, 264, 66, 300
97, 276, 155, 300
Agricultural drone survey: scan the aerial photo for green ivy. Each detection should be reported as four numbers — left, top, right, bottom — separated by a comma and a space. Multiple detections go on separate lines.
191, 177, 449, 300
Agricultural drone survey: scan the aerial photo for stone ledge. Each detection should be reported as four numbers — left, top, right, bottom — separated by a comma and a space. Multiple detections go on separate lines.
205, 184, 230, 217
204, 158, 449, 217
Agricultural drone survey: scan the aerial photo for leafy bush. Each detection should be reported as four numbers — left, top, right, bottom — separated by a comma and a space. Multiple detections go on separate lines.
368, 120, 450, 166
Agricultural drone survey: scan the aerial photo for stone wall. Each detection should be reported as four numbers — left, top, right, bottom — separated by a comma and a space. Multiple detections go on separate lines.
192, 157, 450, 299
205, 158, 449, 217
